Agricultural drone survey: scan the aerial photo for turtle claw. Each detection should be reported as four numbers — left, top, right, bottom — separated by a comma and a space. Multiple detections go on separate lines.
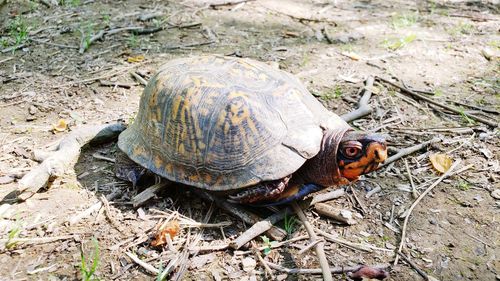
227, 176, 291, 204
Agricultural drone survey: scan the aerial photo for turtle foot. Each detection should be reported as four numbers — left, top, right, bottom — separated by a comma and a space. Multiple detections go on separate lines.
228, 176, 291, 204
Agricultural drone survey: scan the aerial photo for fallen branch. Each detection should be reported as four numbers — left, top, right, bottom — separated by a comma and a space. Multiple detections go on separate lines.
17, 123, 126, 200
125, 252, 159, 275
404, 159, 418, 198
393, 160, 461, 266
314, 203, 357, 225
79, 29, 105, 54
376, 76, 498, 127
310, 188, 345, 205
30, 38, 79, 49
341, 76, 375, 122
379, 137, 441, 168
99, 80, 137, 89
397, 251, 430, 280
131, 182, 169, 207
236, 235, 310, 256
0, 235, 73, 247
265, 261, 389, 275
130, 71, 148, 86
193, 191, 287, 241
291, 201, 333, 281
251, 241, 275, 279
208, 0, 255, 7
165, 41, 215, 50
54, 64, 142, 88
228, 208, 294, 249
230, 220, 273, 250
68, 190, 121, 225
316, 228, 392, 253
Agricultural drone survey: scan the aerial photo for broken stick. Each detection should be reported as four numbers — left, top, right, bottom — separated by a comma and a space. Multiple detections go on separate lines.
376, 76, 498, 127
292, 201, 333, 281
394, 160, 461, 266
195, 191, 287, 241
341, 76, 375, 122
380, 137, 441, 168
17, 123, 126, 200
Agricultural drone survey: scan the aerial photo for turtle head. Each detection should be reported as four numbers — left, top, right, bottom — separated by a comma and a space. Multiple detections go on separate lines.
337, 131, 387, 180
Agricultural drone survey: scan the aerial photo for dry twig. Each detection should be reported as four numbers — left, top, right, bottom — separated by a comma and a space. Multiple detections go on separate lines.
316, 228, 392, 253
125, 252, 159, 275
266, 261, 389, 275
376, 76, 497, 127
380, 138, 441, 168
79, 30, 105, 54
251, 241, 275, 279
291, 201, 333, 281
341, 76, 375, 122
195, 191, 287, 241
130, 71, 148, 86
394, 160, 461, 265
397, 251, 430, 280
17, 124, 126, 200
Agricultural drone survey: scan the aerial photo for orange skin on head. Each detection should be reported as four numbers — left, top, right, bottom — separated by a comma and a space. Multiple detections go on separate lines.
338, 142, 387, 180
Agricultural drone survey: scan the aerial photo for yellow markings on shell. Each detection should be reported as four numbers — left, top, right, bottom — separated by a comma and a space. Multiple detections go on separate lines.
192, 76, 201, 87
239, 59, 256, 70
198, 142, 206, 150
199, 107, 210, 116
178, 143, 185, 155
258, 73, 267, 81
204, 173, 212, 184
171, 94, 183, 119
189, 174, 199, 182
246, 118, 259, 136
228, 91, 247, 99
154, 155, 163, 169
133, 146, 145, 157
165, 163, 173, 173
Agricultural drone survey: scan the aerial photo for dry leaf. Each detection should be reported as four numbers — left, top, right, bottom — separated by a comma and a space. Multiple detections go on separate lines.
242, 257, 256, 272
127, 55, 145, 63
341, 51, 361, 61
430, 153, 453, 173
52, 119, 68, 132
151, 220, 180, 247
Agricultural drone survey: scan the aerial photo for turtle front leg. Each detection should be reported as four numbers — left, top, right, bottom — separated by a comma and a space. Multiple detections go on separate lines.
228, 176, 291, 204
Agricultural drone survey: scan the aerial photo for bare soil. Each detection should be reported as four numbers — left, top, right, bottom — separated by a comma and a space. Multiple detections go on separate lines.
0, 0, 499, 280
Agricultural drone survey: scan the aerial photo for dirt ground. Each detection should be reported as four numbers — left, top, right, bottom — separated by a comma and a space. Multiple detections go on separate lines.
0, 0, 499, 280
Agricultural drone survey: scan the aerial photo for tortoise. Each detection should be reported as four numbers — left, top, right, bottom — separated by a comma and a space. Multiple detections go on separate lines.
116, 55, 387, 205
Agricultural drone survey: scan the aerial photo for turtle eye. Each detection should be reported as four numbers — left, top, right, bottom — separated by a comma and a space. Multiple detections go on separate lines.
341, 141, 363, 159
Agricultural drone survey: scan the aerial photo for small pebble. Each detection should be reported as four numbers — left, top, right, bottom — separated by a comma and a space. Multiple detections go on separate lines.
242, 257, 256, 273
0, 176, 14, 185
491, 189, 500, 200
473, 195, 483, 202
385, 242, 396, 250
29, 105, 38, 115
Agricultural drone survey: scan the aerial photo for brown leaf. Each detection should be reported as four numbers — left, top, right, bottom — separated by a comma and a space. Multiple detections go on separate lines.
127, 55, 145, 63
151, 220, 180, 247
430, 153, 453, 173
52, 119, 68, 132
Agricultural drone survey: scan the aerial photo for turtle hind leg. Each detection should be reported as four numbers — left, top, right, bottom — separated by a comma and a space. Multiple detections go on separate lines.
228, 176, 291, 204
257, 183, 323, 207
114, 150, 148, 187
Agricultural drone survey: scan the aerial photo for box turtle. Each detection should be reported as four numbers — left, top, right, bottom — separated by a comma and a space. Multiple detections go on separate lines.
116, 56, 387, 205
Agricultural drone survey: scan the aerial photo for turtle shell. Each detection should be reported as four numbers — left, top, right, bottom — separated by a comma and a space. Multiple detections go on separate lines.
117, 56, 351, 191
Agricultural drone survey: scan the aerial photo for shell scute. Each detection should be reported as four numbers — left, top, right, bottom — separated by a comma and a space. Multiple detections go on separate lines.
118, 56, 348, 190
